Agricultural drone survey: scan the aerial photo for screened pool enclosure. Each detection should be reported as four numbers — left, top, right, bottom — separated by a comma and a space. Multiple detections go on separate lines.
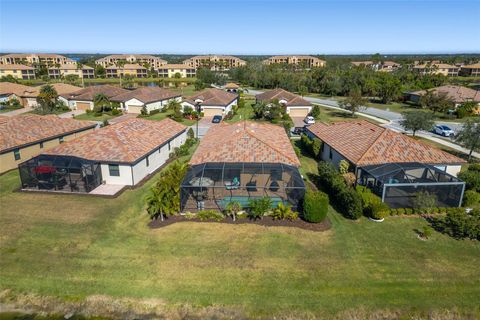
357, 162, 465, 208
180, 162, 306, 211
19, 155, 102, 193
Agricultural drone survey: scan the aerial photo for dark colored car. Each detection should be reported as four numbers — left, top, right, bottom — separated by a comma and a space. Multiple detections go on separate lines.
212, 115, 222, 123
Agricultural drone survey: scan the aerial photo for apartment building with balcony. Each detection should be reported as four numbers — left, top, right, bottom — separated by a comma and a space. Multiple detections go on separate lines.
183, 55, 246, 71
0, 53, 75, 66
413, 63, 459, 76
263, 55, 326, 68
460, 63, 480, 77
95, 54, 167, 69
48, 64, 95, 79
157, 64, 196, 78
0, 64, 36, 80
105, 64, 148, 78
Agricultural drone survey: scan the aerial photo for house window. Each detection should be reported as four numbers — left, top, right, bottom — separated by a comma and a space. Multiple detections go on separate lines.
329, 148, 333, 160
39, 142, 44, 149
146, 156, 150, 167
59, 136, 65, 143
168, 141, 171, 151
108, 164, 120, 176
13, 149, 21, 161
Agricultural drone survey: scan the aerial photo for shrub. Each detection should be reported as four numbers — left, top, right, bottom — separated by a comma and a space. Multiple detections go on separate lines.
293, 145, 301, 157
248, 197, 272, 220
430, 208, 479, 240
463, 190, 480, 208
368, 202, 390, 220
397, 208, 406, 215
197, 210, 224, 221
300, 134, 322, 159
303, 191, 329, 223
338, 188, 363, 219
271, 203, 298, 221
224, 201, 242, 221
405, 208, 413, 215
111, 108, 121, 115
149, 109, 160, 115
187, 127, 195, 139
338, 160, 350, 174
422, 226, 432, 239
412, 190, 437, 209
458, 168, 480, 192
310, 105, 321, 119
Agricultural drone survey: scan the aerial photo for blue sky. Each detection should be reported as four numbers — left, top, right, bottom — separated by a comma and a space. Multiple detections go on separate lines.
1, 0, 479, 54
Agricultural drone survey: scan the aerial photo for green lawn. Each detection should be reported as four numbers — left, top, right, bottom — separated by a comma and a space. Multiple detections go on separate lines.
74, 112, 119, 122
140, 109, 196, 126
1, 153, 479, 318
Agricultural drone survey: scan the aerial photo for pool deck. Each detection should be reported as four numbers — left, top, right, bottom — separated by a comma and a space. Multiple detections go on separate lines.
89, 184, 125, 196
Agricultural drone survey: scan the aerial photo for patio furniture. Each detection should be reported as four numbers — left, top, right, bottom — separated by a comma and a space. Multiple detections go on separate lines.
246, 181, 257, 192
269, 180, 280, 192
225, 177, 240, 190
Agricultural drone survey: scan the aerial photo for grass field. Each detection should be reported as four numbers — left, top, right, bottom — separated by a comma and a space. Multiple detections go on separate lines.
74, 112, 119, 122
1, 153, 479, 318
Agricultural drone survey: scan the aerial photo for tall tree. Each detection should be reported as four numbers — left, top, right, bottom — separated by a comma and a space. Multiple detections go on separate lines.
93, 93, 110, 113
376, 73, 401, 104
455, 118, 480, 161
419, 90, 454, 114
400, 111, 435, 136
145, 161, 188, 221
35, 84, 58, 114
339, 89, 367, 117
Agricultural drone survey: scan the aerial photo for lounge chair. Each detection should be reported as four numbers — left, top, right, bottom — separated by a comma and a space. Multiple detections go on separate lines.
225, 177, 240, 190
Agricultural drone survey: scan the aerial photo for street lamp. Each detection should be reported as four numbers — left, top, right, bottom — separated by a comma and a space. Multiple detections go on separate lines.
194, 100, 202, 138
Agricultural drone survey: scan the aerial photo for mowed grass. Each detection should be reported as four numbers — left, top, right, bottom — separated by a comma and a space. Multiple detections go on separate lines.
1, 167, 479, 317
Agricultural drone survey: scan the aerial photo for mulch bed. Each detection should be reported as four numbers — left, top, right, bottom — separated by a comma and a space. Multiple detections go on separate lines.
148, 215, 331, 232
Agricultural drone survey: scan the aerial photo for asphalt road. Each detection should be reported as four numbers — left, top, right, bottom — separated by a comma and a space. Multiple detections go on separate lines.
246, 89, 478, 159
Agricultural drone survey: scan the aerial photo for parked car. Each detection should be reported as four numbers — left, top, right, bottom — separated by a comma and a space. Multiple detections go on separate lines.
433, 125, 455, 137
212, 115, 222, 123
304, 116, 315, 124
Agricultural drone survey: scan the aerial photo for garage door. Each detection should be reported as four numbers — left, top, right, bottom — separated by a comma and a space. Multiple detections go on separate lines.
289, 108, 310, 117
128, 105, 143, 114
76, 102, 91, 110
202, 108, 223, 117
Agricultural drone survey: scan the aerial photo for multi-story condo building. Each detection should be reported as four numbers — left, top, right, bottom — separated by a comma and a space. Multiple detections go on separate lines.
263, 55, 326, 68
0, 53, 75, 66
351, 60, 401, 72
95, 54, 167, 69
105, 64, 148, 78
0, 64, 36, 79
48, 64, 95, 79
413, 63, 459, 76
460, 63, 480, 77
157, 64, 196, 78
183, 55, 246, 71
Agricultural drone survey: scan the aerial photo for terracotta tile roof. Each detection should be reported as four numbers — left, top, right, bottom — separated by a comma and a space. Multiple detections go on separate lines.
409, 85, 480, 103
106, 63, 146, 70
110, 87, 180, 104
190, 121, 300, 167
0, 82, 38, 98
60, 85, 129, 101
0, 64, 35, 70
48, 64, 93, 70
0, 114, 96, 153
225, 82, 240, 89
184, 88, 238, 106
44, 118, 187, 163
351, 61, 375, 66
33, 83, 83, 96
307, 120, 465, 166
256, 88, 312, 107
160, 64, 194, 69
413, 63, 458, 69
462, 62, 480, 69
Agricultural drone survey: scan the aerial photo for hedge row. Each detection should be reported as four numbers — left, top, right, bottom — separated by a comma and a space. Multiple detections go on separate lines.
317, 162, 362, 220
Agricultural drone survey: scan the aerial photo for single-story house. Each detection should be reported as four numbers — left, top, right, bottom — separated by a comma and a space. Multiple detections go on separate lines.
405, 85, 480, 111
110, 87, 181, 114
181, 121, 305, 211
0, 114, 96, 173
182, 88, 238, 117
59, 84, 129, 111
0, 82, 38, 107
19, 118, 187, 194
306, 120, 466, 208
255, 88, 313, 118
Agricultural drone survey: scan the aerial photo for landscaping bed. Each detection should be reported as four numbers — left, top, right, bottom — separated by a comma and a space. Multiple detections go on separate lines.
148, 214, 331, 232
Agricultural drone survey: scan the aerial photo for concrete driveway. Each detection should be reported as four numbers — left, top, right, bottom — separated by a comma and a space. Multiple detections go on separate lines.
291, 117, 307, 128
189, 116, 221, 138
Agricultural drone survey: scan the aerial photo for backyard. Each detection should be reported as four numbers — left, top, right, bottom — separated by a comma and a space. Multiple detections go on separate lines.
0, 146, 479, 318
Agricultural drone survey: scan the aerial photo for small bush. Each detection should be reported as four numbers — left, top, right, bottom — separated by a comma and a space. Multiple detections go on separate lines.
111, 108, 121, 115
271, 203, 298, 221
338, 160, 350, 174
187, 127, 195, 139
405, 208, 413, 215
463, 190, 480, 208
367, 202, 390, 220
248, 197, 273, 220
338, 188, 363, 220
422, 226, 432, 239
303, 191, 329, 223
397, 208, 406, 215
430, 208, 479, 240
197, 210, 224, 221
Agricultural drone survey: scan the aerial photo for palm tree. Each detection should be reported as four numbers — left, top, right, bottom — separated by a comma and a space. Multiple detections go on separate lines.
93, 93, 110, 113
36, 84, 59, 114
